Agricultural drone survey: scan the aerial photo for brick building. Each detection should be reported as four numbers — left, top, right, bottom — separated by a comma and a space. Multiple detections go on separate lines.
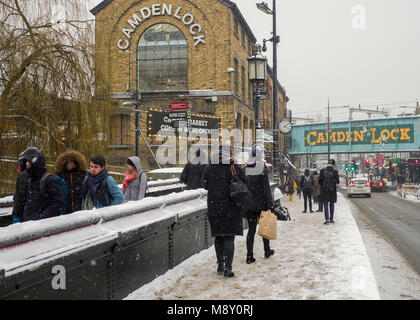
91, 0, 289, 169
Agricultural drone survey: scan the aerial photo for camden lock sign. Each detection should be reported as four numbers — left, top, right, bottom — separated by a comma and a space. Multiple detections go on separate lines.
305, 124, 414, 147
118, 3, 206, 50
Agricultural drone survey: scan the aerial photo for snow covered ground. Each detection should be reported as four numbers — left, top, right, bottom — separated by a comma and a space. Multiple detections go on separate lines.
125, 193, 380, 300
390, 191, 420, 203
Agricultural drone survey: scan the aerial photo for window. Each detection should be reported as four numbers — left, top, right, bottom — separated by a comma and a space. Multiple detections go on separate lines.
111, 114, 131, 145
234, 58, 238, 94
137, 24, 188, 92
241, 29, 246, 47
234, 17, 239, 37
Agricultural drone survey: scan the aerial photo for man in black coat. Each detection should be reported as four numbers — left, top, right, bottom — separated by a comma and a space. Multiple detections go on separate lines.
202, 144, 246, 278
180, 149, 207, 189
12, 147, 41, 223
244, 146, 274, 264
319, 159, 340, 225
300, 169, 314, 213
22, 153, 66, 222
55, 149, 88, 214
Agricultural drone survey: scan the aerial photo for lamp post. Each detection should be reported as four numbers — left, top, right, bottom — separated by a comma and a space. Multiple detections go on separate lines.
248, 44, 267, 138
122, 90, 140, 157
257, 1, 281, 185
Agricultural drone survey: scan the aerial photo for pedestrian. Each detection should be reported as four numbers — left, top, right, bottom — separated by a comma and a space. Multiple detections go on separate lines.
180, 149, 207, 189
22, 152, 66, 222
300, 169, 314, 213
202, 144, 246, 278
286, 176, 295, 201
12, 147, 41, 223
81, 155, 124, 210
319, 159, 340, 225
243, 145, 275, 264
312, 170, 323, 212
123, 156, 147, 203
296, 182, 302, 200
55, 149, 88, 214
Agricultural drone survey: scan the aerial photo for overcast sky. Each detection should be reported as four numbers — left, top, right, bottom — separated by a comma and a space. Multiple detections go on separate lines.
88, 0, 420, 121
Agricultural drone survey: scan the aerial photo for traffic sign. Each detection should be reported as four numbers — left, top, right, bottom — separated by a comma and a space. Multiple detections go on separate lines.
168, 101, 189, 111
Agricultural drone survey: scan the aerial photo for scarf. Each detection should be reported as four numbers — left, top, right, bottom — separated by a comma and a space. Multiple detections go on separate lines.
123, 171, 136, 191
82, 168, 108, 204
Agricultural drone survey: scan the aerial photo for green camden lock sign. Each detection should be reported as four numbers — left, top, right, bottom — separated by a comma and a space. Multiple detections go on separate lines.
305, 124, 414, 147
289, 116, 420, 155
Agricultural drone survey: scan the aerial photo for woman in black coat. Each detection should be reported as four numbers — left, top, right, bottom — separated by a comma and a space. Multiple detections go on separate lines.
12, 147, 41, 223
244, 146, 274, 264
55, 150, 88, 214
202, 144, 246, 278
180, 149, 207, 189
23, 153, 66, 221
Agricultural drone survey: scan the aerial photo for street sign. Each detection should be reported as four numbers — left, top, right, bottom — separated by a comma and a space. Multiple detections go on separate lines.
168, 112, 187, 120
168, 101, 189, 111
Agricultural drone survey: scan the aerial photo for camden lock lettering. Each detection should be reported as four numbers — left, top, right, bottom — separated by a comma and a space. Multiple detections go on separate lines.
305, 125, 414, 147
118, 3, 206, 50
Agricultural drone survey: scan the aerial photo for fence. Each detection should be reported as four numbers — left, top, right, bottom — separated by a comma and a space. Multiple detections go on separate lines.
0, 189, 211, 300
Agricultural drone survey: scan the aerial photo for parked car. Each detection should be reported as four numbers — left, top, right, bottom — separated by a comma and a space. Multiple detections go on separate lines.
347, 178, 371, 198
369, 176, 387, 192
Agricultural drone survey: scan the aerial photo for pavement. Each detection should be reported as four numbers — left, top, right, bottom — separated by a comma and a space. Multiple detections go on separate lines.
126, 191, 380, 300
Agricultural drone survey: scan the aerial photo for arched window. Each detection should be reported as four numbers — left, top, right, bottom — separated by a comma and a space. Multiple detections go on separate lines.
137, 24, 188, 92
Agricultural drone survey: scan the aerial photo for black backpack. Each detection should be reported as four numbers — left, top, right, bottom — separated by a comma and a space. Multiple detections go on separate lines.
303, 176, 313, 190
229, 164, 251, 212
322, 169, 336, 192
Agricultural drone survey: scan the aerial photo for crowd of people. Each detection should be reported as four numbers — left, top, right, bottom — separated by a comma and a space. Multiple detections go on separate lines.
12, 147, 147, 223
286, 160, 340, 224
12, 144, 339, 280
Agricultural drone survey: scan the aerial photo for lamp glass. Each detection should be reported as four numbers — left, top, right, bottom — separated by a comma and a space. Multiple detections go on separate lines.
248, 55, 267, 82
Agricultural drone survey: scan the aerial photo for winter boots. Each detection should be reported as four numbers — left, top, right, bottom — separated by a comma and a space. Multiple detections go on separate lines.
224, 270, 235, 278
217, 263, 224, 275
264, 249, 275, 259
246, 255, 256, 264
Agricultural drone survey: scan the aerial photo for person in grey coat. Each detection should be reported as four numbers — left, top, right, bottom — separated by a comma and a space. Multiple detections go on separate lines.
123, 156, 147, 203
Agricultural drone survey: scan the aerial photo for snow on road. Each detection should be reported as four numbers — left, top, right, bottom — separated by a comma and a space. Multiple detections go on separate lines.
125, 193, 380, 300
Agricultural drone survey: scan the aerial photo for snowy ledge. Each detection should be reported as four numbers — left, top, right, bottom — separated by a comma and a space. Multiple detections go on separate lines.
0, 189, 207, 250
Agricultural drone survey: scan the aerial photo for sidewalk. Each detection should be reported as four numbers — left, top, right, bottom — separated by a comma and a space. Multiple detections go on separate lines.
125, 193, 380, 300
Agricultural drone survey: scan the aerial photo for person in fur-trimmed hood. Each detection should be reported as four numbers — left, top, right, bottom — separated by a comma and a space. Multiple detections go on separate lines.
55, 149, 88, 214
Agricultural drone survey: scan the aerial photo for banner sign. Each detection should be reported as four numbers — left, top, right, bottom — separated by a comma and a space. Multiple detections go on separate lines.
304, 124, 414, 147
147, 108, 221, 137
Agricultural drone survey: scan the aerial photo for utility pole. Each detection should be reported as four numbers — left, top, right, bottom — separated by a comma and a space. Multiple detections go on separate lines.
272, 0, 280, 186
327, 98, 331, 162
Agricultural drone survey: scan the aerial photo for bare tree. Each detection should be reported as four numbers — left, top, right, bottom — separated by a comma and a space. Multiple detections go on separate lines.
0, 0, 112, 163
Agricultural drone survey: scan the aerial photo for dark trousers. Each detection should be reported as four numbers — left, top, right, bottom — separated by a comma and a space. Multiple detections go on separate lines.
215, 236, 235, 271
324, 202, 335, 222
303, 191, 313, 212
246, 216, 270, 256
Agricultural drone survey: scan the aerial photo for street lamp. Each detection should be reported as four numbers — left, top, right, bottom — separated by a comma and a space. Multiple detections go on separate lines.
248, 44, 267, 135
122, 92, 140, 157
256, 1, 280, 185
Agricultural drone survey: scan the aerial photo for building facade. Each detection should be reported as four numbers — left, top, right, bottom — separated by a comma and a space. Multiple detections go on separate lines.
91, 0, 289, 169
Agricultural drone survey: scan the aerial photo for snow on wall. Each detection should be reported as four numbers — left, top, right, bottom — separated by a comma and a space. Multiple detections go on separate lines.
0, 189, 208, 274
